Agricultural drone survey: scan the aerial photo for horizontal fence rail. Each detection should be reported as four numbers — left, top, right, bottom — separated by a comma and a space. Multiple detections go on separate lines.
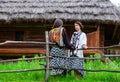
1, 67, 120, 74
0, 68, 52, 73
0, 40, 55, 45
53, 67, 120, 73
77, 45, 120, 50
1, 66, 120, 74
0, 56, 51, 63
0, 54, 120, 63
0, 41, 119, 49
103, 55, 120, 57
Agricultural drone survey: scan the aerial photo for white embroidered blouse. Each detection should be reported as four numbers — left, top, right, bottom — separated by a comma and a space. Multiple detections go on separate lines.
70, 32, 87, 58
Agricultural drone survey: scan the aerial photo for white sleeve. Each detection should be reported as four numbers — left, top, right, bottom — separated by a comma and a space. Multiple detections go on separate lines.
70, 33, 74, 44
81, 32, 87, 46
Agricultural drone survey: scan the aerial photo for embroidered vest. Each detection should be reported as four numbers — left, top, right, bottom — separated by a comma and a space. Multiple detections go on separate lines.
49, 27, 64, 47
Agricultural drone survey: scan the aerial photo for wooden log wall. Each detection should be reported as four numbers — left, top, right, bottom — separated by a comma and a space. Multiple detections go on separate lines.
0, 27, 46, 48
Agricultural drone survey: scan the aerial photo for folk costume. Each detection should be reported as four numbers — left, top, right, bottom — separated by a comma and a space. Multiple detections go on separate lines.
49, 27, 74, 75
68, 31, 87, 77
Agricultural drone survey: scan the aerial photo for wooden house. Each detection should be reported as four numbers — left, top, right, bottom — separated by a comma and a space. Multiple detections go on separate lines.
0, 0, 120, 57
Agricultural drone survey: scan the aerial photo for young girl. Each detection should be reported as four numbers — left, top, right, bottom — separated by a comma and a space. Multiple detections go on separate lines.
69, 21, 87, 78
49, 18, 75, 75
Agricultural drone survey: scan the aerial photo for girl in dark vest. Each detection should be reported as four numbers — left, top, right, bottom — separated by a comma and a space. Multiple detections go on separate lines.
49, 18, 75, 75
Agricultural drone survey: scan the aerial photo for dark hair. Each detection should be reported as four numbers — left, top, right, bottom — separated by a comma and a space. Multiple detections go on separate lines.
74, 21, 84, 29
53, 18, 63, 28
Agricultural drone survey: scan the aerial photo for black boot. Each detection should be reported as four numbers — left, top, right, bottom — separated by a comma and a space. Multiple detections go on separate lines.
62, 70, 67, 76
67, 70, 71, 75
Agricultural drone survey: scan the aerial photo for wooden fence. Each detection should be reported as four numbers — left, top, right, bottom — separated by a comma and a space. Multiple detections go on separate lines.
0, 31, 119, 82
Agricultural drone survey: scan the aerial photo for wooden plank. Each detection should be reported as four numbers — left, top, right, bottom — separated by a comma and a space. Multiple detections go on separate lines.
86, 25, 100, 47
0, 48, 104, 57
87, 31, 98, 47
0, 48, 46, 54
45, 31, 49, 82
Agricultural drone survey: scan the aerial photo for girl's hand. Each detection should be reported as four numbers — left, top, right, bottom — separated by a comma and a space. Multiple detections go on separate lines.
71, 45, 75, 50
83, 45, 88, 49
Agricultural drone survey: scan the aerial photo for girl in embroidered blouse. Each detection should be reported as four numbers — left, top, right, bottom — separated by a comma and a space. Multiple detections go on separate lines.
70, 21, 88, 78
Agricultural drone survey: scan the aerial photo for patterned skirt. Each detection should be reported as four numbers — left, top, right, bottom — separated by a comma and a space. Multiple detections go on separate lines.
50, 47, 66, 75
66, 56, 85, 77
50, 47, 85, 77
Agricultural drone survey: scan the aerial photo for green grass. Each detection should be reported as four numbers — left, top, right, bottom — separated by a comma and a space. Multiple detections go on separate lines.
0, 55, 120, 82
0, 55, 45, 82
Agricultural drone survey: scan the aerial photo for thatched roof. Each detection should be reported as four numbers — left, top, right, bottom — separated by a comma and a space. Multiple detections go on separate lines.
0, 0, 120, 24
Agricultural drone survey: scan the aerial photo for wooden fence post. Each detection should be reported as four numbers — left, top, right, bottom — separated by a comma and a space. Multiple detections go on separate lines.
45, 31, 50, 82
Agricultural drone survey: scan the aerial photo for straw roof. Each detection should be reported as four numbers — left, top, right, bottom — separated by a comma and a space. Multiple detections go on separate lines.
0, 0, 120, 24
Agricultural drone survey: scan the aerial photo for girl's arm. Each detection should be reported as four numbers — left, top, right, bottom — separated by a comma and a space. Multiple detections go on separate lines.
81, 33, 88, 49
62, 30, 75, 50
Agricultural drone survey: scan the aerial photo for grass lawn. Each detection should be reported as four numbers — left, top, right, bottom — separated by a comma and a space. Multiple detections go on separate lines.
0, 55, 120, 82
